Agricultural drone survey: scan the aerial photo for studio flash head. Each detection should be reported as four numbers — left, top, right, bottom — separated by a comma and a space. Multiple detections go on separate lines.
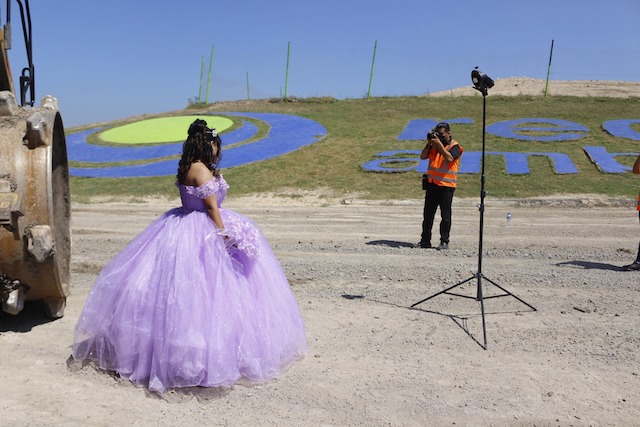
471, 67, 494, 95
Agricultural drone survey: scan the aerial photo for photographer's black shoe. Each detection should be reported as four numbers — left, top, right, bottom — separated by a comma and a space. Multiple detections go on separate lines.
414, 242, 432, 249
623, 261, 640, 271
437, 242, 448, 250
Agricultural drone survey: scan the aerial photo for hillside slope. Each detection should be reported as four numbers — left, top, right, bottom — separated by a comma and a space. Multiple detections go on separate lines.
427, 77, 640, 98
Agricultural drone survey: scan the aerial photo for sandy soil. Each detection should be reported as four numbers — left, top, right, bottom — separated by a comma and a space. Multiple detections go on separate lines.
1, 192, 639, 427
427, 77, 640, 98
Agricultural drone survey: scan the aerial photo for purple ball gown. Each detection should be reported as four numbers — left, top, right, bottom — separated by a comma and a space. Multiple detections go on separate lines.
72, 176, 308, 392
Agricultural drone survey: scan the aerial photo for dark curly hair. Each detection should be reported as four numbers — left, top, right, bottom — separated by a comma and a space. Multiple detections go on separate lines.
176, 119, 222, 183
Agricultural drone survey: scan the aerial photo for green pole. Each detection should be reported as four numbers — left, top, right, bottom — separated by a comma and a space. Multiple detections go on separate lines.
198, 55, 205, 103
246, 71, 251, 100
367, 40, 378, 99
284, 41, 290, 99
205, 44, 214, 104
544, 39, 554, 97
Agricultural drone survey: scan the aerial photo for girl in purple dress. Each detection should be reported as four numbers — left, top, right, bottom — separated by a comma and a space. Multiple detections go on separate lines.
72, 119, 307, 393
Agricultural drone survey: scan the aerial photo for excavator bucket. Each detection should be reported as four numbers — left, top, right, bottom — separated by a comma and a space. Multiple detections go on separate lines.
1, 0, 71, 318
0, 92, 71, 318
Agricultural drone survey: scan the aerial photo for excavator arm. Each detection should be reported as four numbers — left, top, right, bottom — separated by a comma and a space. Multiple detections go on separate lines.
1, 0, 34, 105
0, 11, 14, 93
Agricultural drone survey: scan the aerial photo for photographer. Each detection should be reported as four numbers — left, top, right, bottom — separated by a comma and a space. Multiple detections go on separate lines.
417, 122, 463, 250
623, 154, 640, 271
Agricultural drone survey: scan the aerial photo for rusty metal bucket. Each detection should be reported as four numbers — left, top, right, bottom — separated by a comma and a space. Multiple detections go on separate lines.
0, 91, 70, 318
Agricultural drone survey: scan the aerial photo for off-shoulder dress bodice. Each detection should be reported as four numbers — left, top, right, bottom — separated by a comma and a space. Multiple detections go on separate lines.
178, 175, 229, 211
178, 175, 261, 258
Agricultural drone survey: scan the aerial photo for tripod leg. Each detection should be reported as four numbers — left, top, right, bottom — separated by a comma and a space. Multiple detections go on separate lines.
482, 275, 537, 311
410, 275, 476, 308
479, 288, 488, 350
474, 274, 489, 349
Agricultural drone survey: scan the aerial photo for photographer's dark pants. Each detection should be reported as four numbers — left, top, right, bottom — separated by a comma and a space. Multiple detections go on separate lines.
636, 211, 640, 262
421, 183, 455, 246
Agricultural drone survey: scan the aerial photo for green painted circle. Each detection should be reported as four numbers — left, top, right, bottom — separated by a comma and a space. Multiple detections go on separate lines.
100, 116, 233, 144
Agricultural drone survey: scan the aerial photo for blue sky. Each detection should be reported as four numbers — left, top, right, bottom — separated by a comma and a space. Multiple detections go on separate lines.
4, 0, 639, 127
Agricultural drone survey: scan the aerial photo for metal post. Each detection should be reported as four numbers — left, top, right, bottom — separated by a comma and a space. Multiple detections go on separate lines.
198, 55, 204, 103
367, 40, 377, 99
284, 41, 290, 99
205, 44, 214, 104
544, 39, 554, 96
246, 71, 250, 100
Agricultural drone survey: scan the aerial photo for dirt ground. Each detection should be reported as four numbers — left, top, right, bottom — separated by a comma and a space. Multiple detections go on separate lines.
1, 192, 639, 427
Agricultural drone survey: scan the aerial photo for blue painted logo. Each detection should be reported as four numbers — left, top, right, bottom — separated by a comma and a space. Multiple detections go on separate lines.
365, 117, 640, 174
68, 113, 327, 178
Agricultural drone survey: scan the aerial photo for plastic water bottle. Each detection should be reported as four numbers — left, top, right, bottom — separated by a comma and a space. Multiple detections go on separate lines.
506, 212, 512, 226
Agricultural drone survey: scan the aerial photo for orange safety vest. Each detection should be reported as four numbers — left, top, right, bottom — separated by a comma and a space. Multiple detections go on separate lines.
426, 140, 463, 188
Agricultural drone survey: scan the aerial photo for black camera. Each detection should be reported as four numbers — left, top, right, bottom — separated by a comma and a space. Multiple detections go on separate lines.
427, 129, 439, 140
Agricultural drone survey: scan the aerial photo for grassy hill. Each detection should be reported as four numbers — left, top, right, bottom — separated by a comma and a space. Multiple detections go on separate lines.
68, 95, 640, 202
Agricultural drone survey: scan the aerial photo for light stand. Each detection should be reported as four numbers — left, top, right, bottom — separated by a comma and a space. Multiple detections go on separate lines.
411, 68, 536, 350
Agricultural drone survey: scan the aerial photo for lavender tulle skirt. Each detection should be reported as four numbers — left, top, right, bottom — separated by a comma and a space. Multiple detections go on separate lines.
72, 207, 307, 393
